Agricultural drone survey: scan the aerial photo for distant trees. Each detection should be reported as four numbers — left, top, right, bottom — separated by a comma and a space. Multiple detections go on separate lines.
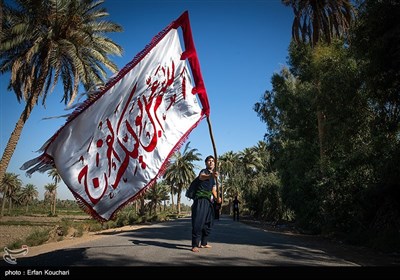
20, 183, 39, 213
144, 181, 170, 215
163, 142, 201, 214
1, 172, 22, 217
47, 168, 61, 215
44, 183, 57, 216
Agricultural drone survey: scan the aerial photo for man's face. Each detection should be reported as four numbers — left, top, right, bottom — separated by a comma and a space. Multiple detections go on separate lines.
206, 158, 215, 170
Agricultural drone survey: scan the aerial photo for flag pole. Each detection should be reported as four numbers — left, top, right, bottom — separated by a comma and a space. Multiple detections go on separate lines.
206, 116, 220, 200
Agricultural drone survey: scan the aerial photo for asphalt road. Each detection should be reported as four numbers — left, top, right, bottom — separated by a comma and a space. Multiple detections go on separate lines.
1, 216, 397, 277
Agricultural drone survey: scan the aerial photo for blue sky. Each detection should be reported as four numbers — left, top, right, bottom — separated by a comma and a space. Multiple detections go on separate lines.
0, 0, 293, 201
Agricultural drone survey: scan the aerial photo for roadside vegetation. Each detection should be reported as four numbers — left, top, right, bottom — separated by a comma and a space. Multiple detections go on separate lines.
0, 199, 191, 250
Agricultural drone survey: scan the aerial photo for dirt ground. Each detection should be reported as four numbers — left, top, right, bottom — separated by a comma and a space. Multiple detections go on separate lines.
0, 215, 146, 258
0, 215, 91, 249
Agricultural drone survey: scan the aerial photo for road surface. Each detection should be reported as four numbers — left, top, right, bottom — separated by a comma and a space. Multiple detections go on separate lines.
1, 216, 397, 277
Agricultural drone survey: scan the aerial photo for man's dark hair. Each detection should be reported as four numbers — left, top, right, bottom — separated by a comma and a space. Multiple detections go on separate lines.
205, 155, 214, 163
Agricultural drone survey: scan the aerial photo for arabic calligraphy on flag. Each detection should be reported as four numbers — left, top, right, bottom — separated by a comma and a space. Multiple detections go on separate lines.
21, 11, 209, 221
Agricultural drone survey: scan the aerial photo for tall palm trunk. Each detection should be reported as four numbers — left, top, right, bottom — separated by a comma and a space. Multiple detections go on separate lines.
0, 186, 7, 217
8, 197, 12, 214
153, 202, 157, 215
52, 190, 57, 215
176, 189, 182, 214
0, 72, 46, 185
170, 187, 175, 212
0, 107, 33, 182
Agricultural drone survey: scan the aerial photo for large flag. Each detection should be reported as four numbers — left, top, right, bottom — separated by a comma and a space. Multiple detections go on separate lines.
21, 11, 209, 221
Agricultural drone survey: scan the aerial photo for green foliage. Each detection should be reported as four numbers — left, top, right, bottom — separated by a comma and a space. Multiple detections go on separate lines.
253, 0, 400, 253
8, 239, 25, 250
82, 220, 102, 232
24, 229, 51, 247
243, 172, 283, 221
163, 142, 202, 214
114, 209, 137, 227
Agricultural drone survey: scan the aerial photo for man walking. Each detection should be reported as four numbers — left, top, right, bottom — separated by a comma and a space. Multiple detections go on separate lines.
233, 195, 241, 221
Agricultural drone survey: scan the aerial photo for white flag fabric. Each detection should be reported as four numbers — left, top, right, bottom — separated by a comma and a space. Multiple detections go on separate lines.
21, 11, 209, 221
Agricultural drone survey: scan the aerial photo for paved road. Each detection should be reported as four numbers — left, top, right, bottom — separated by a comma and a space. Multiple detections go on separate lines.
1, 216, 397, 277
14, 216, 361, 266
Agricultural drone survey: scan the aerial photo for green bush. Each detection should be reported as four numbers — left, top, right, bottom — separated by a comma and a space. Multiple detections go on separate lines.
25, 229, 50, 247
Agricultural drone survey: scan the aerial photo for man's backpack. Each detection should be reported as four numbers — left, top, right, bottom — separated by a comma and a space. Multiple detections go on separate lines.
185, 177, 201, 200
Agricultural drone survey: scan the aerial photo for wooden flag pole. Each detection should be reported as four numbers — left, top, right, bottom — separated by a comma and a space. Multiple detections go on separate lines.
206, 116, 220, 200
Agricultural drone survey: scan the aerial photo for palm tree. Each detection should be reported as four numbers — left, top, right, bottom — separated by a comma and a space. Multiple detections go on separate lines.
138, 192, 146, 217
254, 140, 271, 172
281, 0, 355, 167
157, 182, 170, 212
0, 172, 22, 217
163, 142, 202, 214
44, 182, 57, 215
163, 176, 178, 212
7, 182, 22, 214
48, 167, 61, 185
0, 0, 123, 185
145, 181, 170, 215
239, 147, 263, 175
20, 183, 38, 213
47, 167, 61, 214
237, 147, 263, 211
282, 0, 355, 47
218, 151, 238, 203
